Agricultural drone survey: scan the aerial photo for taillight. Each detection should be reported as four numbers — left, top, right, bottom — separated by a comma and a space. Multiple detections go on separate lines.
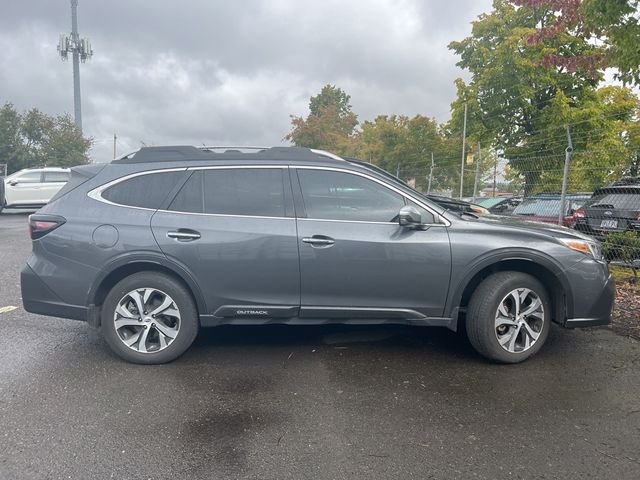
573, 208, 586, 220
28, 214, 66, 240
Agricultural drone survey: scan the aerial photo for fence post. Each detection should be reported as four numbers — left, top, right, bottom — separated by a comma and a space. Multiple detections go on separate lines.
459, 102, 468, 199
558, 125, 574, 226
473, 142, 482, 202
427, 152, 434, 194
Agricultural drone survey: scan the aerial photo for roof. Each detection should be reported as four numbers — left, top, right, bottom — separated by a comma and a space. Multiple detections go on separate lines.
112, 145, 346, 165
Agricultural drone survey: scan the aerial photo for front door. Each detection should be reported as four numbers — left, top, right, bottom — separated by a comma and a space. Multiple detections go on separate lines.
151, 166, 300, 320
294, 167, 451, 320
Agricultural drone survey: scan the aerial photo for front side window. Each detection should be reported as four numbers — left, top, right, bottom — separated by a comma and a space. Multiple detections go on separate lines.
297, 169, 406, 222
14, 172, 42, 183
169, 168, 286, 217
102, 171, 183, 209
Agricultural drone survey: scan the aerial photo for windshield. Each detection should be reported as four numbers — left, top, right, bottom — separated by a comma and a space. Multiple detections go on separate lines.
478, 197, 506, 208
513, 198, 562, 217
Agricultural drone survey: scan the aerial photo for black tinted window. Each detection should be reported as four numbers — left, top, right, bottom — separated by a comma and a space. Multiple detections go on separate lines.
102, 171, 183, 209
169, 168, 286, 217
298, 169, 405, 222
585, 192, 640, 210
44, 171, 70, 183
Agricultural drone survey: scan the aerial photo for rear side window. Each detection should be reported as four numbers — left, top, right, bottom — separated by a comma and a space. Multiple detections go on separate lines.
44, 171, 70, 183
169, 168, 286, 217
102, 171, 183, 209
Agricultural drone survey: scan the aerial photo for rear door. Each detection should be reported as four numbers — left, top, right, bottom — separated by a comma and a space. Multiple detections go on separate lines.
151, 166, 300, 320
293, 167, 451, 320
42, 171, 70, 203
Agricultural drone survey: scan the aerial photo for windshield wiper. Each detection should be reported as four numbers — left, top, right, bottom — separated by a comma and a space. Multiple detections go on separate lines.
588, 204, 615, 209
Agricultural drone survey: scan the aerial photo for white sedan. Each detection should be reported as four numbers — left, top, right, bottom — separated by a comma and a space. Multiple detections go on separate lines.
1, 167, 70, 214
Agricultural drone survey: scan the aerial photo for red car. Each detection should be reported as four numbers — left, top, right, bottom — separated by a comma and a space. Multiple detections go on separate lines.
512, 193, 591, 227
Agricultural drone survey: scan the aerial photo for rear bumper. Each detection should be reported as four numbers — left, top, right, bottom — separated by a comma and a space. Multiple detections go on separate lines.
563, 268, 615, 328
21, 264, 87, 321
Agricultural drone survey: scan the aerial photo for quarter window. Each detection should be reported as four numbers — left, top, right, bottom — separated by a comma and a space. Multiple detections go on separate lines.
102, 171, 183, 209
297, 169, 406, 222
169, 168, 286, 217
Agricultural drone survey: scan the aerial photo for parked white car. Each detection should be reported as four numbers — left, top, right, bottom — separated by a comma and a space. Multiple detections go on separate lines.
0, 167, 70, 214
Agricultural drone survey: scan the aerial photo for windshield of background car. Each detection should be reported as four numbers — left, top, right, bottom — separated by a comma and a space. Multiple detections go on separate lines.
584, 191, 640, 209
513, 198, 562, 217
478, 197, 506, 208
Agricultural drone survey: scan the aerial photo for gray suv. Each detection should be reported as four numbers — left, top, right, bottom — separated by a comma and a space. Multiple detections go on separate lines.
21, 146, 615, 364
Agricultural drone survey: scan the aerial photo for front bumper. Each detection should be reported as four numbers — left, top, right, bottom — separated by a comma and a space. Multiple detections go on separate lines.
21, 264, 87, 321
562, 260, 615, 328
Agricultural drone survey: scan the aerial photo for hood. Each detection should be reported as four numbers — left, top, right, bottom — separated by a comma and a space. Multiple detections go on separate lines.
468, 213, 597, 242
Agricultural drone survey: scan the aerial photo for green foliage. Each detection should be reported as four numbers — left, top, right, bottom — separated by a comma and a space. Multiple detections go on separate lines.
603, 231, 640, 275
448, 1, 640, 194
0, 103, 92, 174
285, 85, 358, 154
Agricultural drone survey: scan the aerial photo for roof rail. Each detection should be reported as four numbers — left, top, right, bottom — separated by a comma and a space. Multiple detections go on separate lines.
111, 145, 346, 164
198, 146, 269, 152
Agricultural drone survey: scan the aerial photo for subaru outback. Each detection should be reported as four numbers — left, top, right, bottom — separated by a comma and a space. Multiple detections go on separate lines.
21, 146, 615, 364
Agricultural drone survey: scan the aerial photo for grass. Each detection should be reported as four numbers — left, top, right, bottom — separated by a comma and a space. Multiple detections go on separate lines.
609, 264, 640, 340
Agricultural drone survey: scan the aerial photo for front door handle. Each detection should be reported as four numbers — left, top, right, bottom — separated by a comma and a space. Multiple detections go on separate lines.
302, 235, 335, 247
167, 229, 201, 241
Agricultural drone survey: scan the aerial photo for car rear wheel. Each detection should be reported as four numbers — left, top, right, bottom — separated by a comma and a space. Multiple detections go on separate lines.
466, 271, 550, 363
101, 272, 199, 364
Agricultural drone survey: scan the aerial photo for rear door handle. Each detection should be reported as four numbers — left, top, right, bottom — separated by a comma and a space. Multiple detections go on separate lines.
302, 235, 335, 247
167, 229, 201, 241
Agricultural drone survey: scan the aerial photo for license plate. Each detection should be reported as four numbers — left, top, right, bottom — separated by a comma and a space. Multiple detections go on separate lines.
600, 219, 618, 229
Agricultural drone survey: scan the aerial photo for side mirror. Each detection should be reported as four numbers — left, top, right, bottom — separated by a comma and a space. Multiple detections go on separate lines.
398, 205, 422, 228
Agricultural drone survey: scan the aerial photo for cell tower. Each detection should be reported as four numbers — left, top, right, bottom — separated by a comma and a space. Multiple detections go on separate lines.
57, 0, 93, 133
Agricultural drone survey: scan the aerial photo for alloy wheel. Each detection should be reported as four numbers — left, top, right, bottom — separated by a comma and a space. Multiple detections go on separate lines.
494, 288, 544, 353
113, 288, 181, 353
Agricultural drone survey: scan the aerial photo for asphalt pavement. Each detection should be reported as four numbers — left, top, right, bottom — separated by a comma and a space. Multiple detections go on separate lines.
0, 211, 639, 480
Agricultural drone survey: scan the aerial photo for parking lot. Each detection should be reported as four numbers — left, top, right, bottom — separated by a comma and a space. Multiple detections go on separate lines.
0, 211, 639, 479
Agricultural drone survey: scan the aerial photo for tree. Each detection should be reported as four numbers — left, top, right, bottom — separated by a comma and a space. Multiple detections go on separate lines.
516, 0, 640, 85
448, 0, 639, 193
285, 85, 358, 154
0, 103, 92, 174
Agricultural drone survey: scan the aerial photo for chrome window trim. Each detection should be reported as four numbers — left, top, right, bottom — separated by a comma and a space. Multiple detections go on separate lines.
87, 167, 187, 210
87, 164, 450, 227
293, 165, 450, 227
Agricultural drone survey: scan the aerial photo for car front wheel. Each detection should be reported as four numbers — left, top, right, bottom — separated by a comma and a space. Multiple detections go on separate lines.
101, 272, 199, 364
466, 271, 551, 363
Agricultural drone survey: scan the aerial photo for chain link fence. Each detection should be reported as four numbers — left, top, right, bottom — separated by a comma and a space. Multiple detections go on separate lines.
393, 150, 640, 278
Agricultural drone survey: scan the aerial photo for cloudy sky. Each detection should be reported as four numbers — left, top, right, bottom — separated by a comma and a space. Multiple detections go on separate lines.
0, 0, 492, 162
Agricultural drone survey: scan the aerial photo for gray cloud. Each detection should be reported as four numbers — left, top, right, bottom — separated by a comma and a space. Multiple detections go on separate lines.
0, 0, 491, 162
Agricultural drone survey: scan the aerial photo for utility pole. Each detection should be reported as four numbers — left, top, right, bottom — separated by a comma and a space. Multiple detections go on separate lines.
396, 161, 401, 178
492, 161, 497, 197
558, 125, 574, 226
459, 102, 468, 199
473, 142, 482, 202
427, 152, 434, 194
58, 0, 93, 132
113, 134, 117, 159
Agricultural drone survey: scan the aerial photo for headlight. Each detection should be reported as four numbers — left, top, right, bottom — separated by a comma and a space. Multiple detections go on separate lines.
558, 238, 603, 260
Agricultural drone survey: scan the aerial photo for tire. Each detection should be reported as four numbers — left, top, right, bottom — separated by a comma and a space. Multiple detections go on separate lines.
466, 271, 551, 364
101, 272, 199, 364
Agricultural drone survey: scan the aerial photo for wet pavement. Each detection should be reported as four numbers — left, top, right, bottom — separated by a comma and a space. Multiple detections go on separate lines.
1, 211, 639, 479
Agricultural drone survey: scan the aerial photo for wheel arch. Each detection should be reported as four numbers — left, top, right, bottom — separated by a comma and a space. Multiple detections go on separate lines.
447, 252, 574, 329
87, 254, 207, 326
